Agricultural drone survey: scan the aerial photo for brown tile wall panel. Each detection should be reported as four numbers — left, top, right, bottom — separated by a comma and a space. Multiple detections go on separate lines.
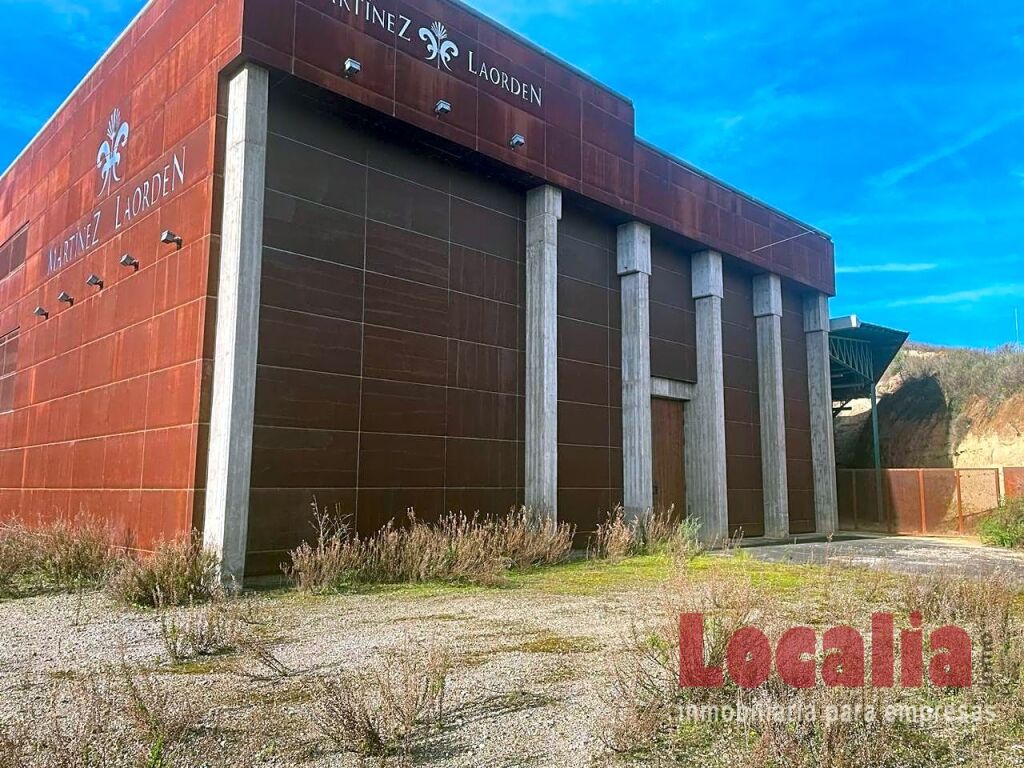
0, 0, 836, 566
243, 0, 834, 295
247, 83, 526, 569
0, 0, 241, 549
781, 283, 815, 534
722, 260, 764, 537
556, 202, 621, 536
649, 236, 697, 383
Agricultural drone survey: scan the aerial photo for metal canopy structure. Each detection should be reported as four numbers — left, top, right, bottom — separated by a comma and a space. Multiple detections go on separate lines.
829, 315, 910, 529
829, 315, 909, 412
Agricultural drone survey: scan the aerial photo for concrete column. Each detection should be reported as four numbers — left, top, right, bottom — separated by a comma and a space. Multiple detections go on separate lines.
804, 293, 839, 535
203, 64, 269, 584
753, 273, 790, 539
684, 250, 729, 545
525, 186, 562, 522
617, 222, 653, 524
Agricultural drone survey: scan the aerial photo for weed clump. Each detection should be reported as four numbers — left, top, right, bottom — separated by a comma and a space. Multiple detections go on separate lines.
108, 533, 221, 608
309, 644, 450, 758
286, 504, 574, 592
597, 557, 1024, 767
978, 497, 1024, 549
0, 516, 124, 597
590, 506, 703, 562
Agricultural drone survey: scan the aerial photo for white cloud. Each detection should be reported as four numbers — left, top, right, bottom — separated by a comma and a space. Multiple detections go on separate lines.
836, 262, 938, 275
870, 110, 1024, 189
8, 0, 137, 52
882, 284, 1024, 308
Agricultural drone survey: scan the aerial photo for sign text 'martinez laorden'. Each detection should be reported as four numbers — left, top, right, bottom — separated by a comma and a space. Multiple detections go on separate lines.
44, 111, 204, 276
326, 0, 544, 107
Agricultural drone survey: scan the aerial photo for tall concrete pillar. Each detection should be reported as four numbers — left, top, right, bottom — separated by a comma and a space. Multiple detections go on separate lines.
203, 63, 269, 584
753, 273, 790, 539
617, 222, 653, 524
525, 186, 562, 522
803, 293, 839, 535
685, 250, 729, 544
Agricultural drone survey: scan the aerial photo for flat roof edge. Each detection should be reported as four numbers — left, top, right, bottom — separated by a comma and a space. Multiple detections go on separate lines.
445, 0, 633, 107
636, 137, 833, 243
2, 0, 632, 189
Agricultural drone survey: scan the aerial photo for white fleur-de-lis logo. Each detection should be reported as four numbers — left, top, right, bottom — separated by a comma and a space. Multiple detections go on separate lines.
96, 108, 130, 197
419, 21, 459, 72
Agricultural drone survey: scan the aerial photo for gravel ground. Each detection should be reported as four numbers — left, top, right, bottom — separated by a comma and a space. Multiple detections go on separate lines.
4, 537, 1021, 766
0, 580, 664, 767
740, 534, 1024, 580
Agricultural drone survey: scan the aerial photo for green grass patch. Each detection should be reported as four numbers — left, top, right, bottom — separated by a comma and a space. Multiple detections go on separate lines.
507, 554, 672, 595
510, 632, 602, 655
978, 498, 1024, 549
688, 551, 815, 593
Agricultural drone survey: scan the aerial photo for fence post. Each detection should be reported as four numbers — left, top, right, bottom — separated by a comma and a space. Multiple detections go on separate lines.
955, 469, 964, 535
918, 469, 927, 535
995, 468, 1003, 508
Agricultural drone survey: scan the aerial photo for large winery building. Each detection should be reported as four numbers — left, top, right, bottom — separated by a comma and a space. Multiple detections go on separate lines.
0, 0, 838, 578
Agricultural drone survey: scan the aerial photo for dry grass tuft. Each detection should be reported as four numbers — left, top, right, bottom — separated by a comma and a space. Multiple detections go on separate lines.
309, 643, 451, 758
286, 503, 574, 592
0, 516, 124, 597
591, 506, 703, 562
159, 599, 249, 664
0, 662, 198, 767
108, 533, 221, 608
597, 556, 1024, 767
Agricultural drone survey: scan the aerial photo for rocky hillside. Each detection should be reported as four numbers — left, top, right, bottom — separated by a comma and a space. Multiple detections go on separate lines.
834, 344, 1024, 469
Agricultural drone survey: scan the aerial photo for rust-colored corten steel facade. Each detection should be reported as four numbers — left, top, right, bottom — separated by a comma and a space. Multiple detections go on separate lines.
0, 0, 838, 576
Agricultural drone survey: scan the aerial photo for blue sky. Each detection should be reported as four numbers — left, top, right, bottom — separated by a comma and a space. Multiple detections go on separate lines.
2, 0, 1022, 348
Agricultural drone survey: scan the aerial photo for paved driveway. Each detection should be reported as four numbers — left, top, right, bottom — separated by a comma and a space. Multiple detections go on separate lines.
736, 534, 1024, 581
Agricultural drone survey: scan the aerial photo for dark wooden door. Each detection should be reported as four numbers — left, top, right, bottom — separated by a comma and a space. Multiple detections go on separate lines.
652, 398, 685, 516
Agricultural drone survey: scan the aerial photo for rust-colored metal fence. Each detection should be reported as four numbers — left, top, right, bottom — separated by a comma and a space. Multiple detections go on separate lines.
1007, 467, 1024, 501
837, 467, 1023, 536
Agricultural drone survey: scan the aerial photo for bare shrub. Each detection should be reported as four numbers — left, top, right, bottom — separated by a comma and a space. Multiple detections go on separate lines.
160, 600, 246, 664
888, 343, 1024, 446
0, 516, 123, 596
286, 502, 574, 592
0, 663, 197, 767
108, 533, 220, 608
591, 507, 635, 562
309, 644, 450, 758
591, 506, 703, 562
890, 343, 1024, 411
491, 507, 574, 569
599, 556, 1024, 765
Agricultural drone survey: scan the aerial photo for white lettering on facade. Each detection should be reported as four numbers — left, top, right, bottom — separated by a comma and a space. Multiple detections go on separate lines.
468, 51, 542, 107
331, 0, 414, 40
327, 0, 543, 105
47, 146, 189, 275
